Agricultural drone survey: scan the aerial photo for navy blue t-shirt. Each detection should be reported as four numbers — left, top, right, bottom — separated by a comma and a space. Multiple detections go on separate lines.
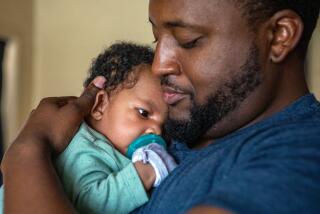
135, 94, 320, 214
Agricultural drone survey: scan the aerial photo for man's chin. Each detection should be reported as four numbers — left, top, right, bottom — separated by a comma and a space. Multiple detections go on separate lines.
168, 106, 191, 122
167, 99, 193, 119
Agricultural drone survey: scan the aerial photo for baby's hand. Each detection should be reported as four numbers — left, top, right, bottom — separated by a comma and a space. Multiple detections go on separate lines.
132, 143, 177, 187
133, 161, 156, 191
144, 143, 177, 172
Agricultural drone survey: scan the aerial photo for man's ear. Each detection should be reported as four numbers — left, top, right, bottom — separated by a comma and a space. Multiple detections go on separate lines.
268, 10, 303, 63
90, 90, 109, 121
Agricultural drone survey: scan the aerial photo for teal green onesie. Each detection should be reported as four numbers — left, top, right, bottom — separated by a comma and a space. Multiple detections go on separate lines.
54, 122, 148, 214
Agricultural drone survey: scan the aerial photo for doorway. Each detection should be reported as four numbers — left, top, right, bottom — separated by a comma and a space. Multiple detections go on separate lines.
0, 39, 6, 185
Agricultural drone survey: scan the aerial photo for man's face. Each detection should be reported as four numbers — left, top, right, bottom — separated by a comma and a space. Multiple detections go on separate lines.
149, 0, 268, 146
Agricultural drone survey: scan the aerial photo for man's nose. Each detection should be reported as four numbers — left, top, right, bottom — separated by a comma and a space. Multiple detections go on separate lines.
152, 39, 180, 77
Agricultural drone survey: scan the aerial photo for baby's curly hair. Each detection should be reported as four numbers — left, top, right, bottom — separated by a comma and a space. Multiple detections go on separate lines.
84, 42, 154, 93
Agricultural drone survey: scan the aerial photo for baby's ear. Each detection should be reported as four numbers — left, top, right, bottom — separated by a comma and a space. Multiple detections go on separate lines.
90, 90, 109, 120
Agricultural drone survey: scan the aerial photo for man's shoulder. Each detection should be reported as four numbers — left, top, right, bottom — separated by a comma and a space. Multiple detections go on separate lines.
219, 96, 320, 165
239, 111, 320, 158
259, 113, 320, 140
244, 94, 320, 145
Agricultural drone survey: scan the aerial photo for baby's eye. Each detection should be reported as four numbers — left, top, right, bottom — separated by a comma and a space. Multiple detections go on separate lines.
137, 108, 149, 118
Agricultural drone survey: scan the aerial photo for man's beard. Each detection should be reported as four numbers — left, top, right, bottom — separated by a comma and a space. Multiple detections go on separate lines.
164, 43, 262, 147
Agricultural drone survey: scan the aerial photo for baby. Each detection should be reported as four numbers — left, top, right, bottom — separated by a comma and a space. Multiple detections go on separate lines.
0, 42, 176, 214
54, 42, 177, 214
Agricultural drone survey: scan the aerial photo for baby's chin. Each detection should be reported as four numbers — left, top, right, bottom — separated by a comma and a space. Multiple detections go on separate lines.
112, 143, 129, 156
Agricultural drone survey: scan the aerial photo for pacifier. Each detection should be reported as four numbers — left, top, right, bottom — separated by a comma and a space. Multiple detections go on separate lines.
126, 134, 167, 159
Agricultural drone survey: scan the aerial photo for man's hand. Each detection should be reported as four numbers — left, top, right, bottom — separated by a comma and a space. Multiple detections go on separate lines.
1, 76, 105, 214
12, 76, 106, 154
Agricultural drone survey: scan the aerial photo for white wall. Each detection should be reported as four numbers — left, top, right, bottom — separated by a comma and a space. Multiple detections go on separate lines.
32, 0, 153, 106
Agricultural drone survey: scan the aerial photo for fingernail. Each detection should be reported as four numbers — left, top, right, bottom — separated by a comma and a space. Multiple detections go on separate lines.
93, 76, 106, 89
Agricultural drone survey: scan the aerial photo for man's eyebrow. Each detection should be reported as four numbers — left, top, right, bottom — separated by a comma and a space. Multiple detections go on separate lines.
148, 18, 198, 29
165, 20, 197, 29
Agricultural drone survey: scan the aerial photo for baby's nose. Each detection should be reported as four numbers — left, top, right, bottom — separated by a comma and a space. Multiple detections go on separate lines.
145, 126, 161, 135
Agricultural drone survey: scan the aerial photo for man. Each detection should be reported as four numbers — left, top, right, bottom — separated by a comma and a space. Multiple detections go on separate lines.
2, 0, 320, 213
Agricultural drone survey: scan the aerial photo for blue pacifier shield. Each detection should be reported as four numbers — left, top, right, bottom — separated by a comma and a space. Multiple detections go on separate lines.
126, 134, 167, 159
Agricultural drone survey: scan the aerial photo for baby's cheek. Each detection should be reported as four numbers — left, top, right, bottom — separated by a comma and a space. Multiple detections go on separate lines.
112, 119, 143, 155
116, 132, 137, 154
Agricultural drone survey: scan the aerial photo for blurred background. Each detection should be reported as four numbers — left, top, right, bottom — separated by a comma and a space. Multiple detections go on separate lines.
0, 0, 319, 152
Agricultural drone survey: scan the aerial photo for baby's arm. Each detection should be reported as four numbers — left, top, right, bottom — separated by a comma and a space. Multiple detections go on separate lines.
134, 161, 156, 190
75, 163, 149, 214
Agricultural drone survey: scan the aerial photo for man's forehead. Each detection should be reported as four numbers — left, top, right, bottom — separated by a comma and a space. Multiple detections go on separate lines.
149, 0, 236, 26
149, 0, 238, 30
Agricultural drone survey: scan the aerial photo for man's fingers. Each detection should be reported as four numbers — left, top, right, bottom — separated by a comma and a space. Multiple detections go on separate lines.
50, 77, 106, 153
75, 76, 106, 115
55, 96, 78, 107
22, 77, 105, 154
37, 96, 78, 109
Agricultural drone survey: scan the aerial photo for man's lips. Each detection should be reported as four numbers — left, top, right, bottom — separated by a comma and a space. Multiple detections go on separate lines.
162, 86, 188, 105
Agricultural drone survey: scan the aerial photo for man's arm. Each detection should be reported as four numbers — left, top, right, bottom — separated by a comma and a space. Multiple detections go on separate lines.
2, 138, 77, 214
1, 77, 106, 214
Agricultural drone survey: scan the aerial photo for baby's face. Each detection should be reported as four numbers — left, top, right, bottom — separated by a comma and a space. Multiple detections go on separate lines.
93, 66, 168, 154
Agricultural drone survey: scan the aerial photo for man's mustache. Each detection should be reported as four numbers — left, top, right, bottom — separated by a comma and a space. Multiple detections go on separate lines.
161, 77, 187, 93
